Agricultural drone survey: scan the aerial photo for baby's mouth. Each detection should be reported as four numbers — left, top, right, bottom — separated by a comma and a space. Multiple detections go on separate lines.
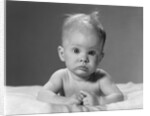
78, 66, 88, 71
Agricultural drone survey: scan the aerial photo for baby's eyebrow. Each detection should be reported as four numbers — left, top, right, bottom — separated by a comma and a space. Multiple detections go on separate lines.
89, 49, 96, 51
70, 44, 81, 47
88, 47, 99, 50
70, 44, 100, 50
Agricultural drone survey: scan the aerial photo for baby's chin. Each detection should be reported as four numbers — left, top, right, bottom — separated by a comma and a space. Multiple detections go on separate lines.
74, 70, 92, 80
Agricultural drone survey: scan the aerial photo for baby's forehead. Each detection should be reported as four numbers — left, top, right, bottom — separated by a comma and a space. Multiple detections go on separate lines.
62, 24, 99, 39
62, 31, 102, 49
64, 25, 101, 38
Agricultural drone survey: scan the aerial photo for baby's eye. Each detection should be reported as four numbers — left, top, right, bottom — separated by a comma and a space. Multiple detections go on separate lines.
88, 51, 96, 56
73, 48, 80, 54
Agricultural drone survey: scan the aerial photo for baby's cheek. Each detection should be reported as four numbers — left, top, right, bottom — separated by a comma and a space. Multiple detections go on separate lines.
89, 60, 98, 69
93, 57, 99, 64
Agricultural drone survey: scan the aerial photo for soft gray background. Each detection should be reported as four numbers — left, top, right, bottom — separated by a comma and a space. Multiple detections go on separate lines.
6, 1, 143, 86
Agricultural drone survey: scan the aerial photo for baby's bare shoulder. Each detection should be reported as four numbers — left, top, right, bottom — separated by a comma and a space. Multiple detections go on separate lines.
96, 69, 114, 85
96, 68, 110, 77
44, 68, 67, 88
88, 69, 109, 82
49, 68, 67, 81
93, 69, 111, 82
53, 68, 66, 75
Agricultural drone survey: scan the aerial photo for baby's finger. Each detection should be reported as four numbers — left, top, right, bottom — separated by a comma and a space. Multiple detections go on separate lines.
80, 90, 90, 97
71, 99, 81, 105
83, 97, 88, 102
75, 93, 83, 101
79, 93, 85, 99
83, 100, 89, 106
77, 95, 82, 101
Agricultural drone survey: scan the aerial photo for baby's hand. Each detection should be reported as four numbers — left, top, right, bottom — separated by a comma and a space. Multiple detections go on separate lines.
80, 91, 99, 106
66, 94, 82, 105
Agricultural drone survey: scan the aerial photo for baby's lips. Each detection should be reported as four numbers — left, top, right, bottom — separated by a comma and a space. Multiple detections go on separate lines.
78, 66, 88, 71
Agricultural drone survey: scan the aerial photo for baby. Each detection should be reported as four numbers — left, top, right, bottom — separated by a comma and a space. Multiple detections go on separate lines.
37, 11, 124, 106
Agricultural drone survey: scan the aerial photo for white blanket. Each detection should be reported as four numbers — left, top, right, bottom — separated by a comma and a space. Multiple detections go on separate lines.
5, 82, 143, 115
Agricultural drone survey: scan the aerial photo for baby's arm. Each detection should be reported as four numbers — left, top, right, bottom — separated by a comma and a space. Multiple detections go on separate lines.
98, 71, 124, 105
37, 69, 81, 105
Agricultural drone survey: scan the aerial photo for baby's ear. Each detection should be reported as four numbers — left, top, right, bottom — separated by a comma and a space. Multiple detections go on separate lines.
58, 46, 65, 62
99, 52, 104, 62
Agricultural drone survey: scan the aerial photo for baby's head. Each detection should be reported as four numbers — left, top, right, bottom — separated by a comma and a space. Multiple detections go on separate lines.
58, 11, 106, 78
61, 11, 106, 51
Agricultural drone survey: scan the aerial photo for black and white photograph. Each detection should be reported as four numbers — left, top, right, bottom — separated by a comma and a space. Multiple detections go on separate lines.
4, 0, 143, 115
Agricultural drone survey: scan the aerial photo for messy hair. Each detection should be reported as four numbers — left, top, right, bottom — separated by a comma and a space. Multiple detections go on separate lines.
62, 11, 106, 51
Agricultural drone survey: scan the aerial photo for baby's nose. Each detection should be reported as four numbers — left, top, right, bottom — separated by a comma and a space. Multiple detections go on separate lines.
80, 56, 89, 64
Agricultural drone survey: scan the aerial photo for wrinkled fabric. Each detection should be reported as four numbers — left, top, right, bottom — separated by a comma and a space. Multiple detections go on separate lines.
5, 82, 143, 115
